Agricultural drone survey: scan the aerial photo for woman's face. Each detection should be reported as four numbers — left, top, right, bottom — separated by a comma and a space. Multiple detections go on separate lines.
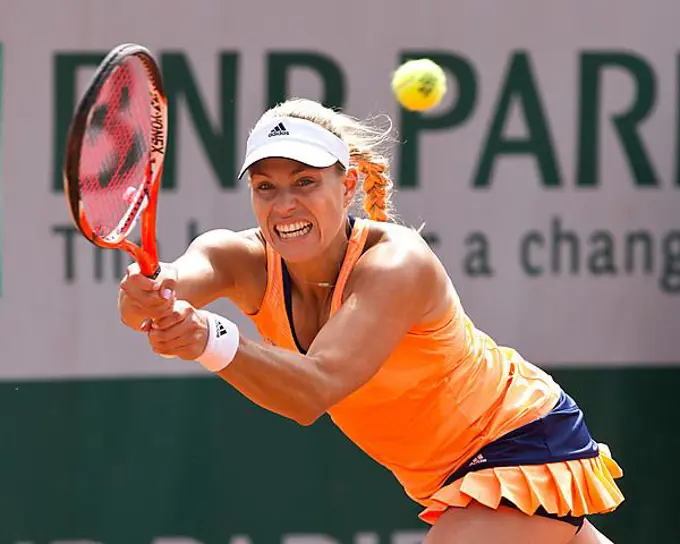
249, 158, 357, 263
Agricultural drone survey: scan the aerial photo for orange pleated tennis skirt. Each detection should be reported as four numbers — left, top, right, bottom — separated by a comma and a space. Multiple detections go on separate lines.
419, 443, 624, 524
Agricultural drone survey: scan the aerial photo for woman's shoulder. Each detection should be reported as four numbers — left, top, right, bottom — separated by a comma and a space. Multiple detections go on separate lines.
350, 219, 458, 325
359, 219, 442, 272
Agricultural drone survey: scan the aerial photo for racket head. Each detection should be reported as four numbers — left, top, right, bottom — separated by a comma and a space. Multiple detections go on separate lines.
63, 43, 167, 277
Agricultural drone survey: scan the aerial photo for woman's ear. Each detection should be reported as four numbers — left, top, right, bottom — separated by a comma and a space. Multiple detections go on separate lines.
343, 167, 359, 207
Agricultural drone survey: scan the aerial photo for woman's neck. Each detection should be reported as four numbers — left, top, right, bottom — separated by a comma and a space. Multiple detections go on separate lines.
284, 218, 351, 297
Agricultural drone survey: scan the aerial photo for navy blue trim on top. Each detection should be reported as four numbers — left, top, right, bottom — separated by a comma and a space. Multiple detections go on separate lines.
281, 262, 307, 354
281, 216, 356, 355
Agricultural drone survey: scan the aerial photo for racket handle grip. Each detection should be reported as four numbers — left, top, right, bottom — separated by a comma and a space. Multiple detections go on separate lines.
146, 265, 161, 280
137, 252, 160, 279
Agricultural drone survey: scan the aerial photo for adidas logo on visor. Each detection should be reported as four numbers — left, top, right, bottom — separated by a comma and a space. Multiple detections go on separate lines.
216, 321, 228, 338
268, 122, 289, 137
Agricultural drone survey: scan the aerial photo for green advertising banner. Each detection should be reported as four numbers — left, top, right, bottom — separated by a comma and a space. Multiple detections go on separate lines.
0, 369, 678, 543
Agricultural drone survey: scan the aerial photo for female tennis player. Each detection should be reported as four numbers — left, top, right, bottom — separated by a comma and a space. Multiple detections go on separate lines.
118, 98, 624, 543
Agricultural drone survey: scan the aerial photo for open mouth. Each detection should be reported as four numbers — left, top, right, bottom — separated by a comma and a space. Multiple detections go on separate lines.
274, 221, 313, 240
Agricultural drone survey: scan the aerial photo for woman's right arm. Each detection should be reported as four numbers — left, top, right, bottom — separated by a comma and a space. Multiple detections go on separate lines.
118, 228, 264, 330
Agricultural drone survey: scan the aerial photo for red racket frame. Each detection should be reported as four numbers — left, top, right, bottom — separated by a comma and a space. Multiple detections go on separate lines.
63, 43, 167, 278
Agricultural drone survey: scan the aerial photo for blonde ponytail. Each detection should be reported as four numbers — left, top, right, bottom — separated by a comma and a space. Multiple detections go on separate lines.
356, 159, 392, 222
254, 98, 397, 222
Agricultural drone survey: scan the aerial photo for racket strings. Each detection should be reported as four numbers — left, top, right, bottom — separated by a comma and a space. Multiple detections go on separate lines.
79, 57, 152, 239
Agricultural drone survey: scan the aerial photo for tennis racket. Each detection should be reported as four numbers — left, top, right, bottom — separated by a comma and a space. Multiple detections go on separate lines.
63, 43, 167, 279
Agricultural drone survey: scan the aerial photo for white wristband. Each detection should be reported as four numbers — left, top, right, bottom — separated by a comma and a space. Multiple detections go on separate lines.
197, 311, 240, 373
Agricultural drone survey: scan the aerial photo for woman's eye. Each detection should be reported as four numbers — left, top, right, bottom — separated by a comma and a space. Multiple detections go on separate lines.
256, 182, 274, 191
297, 178, 315, 187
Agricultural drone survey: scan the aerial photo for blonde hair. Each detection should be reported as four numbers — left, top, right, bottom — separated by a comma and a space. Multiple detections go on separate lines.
253, 98, 396, 222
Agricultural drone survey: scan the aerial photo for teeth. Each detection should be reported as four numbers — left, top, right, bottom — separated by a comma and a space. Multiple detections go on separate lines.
275, 221, 312, 239
276, 221, 311, 233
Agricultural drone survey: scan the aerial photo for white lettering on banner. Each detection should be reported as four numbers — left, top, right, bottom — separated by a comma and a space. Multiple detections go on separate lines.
11, 533, 427, 544
152, 539, 205, 544
282, 534, 426, 544
0, 0, 679, 379
391, 532, 427, 544
227, 537, 255, 544
354, 534, 380, 544
283, 536, 339, 544
51, 541, 104, 544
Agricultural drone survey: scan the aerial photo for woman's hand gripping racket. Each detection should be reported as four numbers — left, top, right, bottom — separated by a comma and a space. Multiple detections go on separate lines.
63, 43, 167, 279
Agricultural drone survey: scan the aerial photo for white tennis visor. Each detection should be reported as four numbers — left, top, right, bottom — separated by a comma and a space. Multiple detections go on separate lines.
238, 116, 350, 179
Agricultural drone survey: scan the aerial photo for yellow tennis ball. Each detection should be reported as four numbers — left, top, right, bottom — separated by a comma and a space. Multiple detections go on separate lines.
391, 59, 447, 112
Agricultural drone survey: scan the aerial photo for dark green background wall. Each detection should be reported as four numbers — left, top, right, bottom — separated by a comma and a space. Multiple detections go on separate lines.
0, 367, 676, 543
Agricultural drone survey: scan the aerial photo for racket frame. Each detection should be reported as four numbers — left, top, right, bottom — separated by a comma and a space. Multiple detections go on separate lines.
63, 43, 167, 278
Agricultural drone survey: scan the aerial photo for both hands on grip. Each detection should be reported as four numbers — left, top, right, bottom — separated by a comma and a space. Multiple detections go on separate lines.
118, 264, 211, 361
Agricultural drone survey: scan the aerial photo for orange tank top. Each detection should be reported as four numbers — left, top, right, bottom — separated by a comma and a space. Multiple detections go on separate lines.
245, 218, 562, 505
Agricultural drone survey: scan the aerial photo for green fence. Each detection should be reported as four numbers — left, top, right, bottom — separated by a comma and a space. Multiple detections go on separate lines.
0, 367, 676, 543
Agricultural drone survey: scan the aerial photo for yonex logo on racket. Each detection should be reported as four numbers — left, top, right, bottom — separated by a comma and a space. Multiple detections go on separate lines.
268, 122, 289, 137
149, 93, 165, 154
